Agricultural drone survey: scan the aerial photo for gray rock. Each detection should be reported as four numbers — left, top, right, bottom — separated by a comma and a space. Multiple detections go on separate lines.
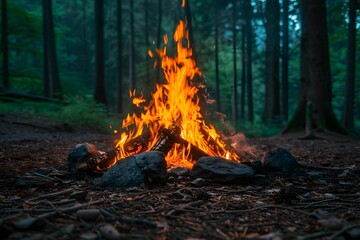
170, 167, 190, 176
67, 143, 101, 173
99, 151, 167, 189
191, 178, 206, 187
262, 147, 298, 172
190, 157, 254, 184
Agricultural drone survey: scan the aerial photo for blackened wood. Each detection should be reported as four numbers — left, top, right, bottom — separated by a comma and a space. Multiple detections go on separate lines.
162, 128, 208, 161
123, 130, 151, 154
78, 147, 120, 172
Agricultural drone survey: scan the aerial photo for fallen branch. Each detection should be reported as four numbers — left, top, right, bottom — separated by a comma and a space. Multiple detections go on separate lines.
99, 208, 157, 228
15, 199, 104, 229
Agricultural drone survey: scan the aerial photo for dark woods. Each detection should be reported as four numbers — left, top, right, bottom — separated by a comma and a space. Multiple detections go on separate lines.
0, 0, 359, 134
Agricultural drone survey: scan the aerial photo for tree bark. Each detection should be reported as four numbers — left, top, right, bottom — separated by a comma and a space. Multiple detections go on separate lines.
232, 0, 238, 123
94, 0, 107, 105
283, 0, 346, 134
240, 22, 246, 120
43, 0, 62, 99
42, 0, 51, 97
1, 0, 9, 88
264, 0, 280, 123
214, 0, 220, 112
129, 0, 135, 91
144, 0, 150, 87
245, 0, 253, 122
184, 0, 196, 60
156, 0, 162, 83
116, 0, 123, 114
281, 0, 289, 121
342, 0, 357, 129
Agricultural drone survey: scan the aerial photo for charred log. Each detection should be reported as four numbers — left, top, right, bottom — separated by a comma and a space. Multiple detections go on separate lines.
76, 147, 120, 172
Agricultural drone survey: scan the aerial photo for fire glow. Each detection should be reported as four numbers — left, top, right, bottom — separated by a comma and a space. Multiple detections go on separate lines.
115, 19, 239, 168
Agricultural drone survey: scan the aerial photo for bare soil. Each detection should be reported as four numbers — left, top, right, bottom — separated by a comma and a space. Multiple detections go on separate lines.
1, 113, 359, 240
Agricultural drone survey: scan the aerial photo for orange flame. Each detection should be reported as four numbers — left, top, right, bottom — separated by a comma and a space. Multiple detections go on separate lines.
115, 19, 239, 168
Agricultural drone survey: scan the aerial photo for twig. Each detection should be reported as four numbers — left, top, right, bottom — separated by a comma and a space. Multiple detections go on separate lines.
328, 224, 360, 240
196, 205, 309, 216
99, 208, 157, 228
25, 188, 74, 205
15, 199, 104, 229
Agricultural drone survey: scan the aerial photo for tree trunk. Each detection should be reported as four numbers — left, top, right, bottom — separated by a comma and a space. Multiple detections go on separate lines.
184, 0, 196, 60
82, 0, 91, 89
240, 22, 246, 121
43, 0, 62, 99
342, 0, 357, 129
94, 0, 107, 105
281, 0, 289, 121
1, 0, 9, 88
214, 0, 220, 112
116, 0, 123, 114
245, 0, 253, 122
129, 0, 135, 91
283, 0, 346, 134
144, 0, 150, 87
264, 0, 280, 123
156, 0, 162, 83
232, 0, 238, 123
42, 0, 51, 97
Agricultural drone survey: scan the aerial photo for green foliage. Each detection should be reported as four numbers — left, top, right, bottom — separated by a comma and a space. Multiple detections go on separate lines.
54, 96, 110, 132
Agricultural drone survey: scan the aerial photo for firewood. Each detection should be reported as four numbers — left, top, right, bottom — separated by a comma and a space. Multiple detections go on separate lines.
162, 128, 209, 161
123, 130, 152, 154
150, 126, 180, 155
77, 147, 120, 172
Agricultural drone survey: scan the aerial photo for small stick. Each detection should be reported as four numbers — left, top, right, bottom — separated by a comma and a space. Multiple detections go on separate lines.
25, 188, 74, 206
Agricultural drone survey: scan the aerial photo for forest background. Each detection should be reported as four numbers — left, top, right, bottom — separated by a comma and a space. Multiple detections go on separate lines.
0, 0, 359, 136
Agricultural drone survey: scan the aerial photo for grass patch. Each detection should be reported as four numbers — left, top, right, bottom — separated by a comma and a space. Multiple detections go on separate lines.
0, 96, 119, 133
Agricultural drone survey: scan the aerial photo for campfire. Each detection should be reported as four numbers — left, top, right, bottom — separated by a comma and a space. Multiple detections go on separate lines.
68, 4, 249, 186
110, 20, 239, 169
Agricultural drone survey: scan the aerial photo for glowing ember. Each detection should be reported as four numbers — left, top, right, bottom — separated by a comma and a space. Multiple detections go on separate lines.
115, 17, 239, 168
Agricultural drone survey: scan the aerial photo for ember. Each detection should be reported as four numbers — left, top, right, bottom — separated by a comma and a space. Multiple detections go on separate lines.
113, 18, 239, 169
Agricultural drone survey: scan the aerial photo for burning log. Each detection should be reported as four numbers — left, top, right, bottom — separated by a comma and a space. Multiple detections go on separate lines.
76, 147, 120, 172
161, 128, 209, 161
150, 126, 180, 155
122, 130, 151, 155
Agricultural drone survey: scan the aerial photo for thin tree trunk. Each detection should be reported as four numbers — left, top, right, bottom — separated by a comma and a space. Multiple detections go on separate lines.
240, 23, 246, 120
245, 0, 253, 122
82, 0, 91, 89
46, 0, 62, 99
342, 0, 357, 129
94, 0, 107, 105
144, 0, 150, 86
42, 0, 51, 97
184, 0, 196, 60
1, 0, 9, 88
156, 0, 162, 83
282, 0, 289, 121
214, 0, 220, 112
129, 0, 135, 90
116, 0, 123, 114
43, 0, 62, 99
232, 0, 238, 123
264, 0, 280, 123
283, 0, 346, 134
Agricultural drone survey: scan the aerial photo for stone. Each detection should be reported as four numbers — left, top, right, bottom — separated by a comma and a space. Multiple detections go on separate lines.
190, 157, 254, 184
67, 143, 101, 173
169, 167, 190, 176
190, 178, 206, 187
76, 209, 102, 222
99, 151, 167, 189
262, 147, 298, 172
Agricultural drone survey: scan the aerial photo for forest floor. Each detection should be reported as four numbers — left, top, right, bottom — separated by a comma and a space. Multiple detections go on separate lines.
1, 113, 360, 240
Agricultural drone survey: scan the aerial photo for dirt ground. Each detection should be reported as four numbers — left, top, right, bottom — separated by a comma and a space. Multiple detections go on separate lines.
1, 113, 359, 240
